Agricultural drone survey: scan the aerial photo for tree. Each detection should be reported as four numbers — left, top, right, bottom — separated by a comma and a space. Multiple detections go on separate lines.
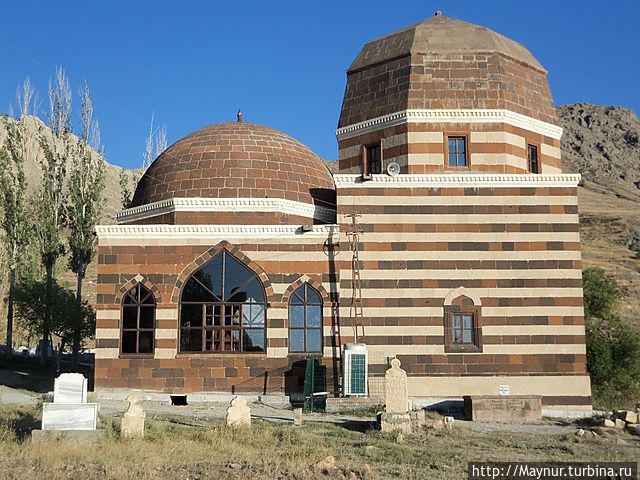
582, 266, 621, 319
119, 168, 137, 209
35, 66, 71, 364
582, 267, 640, 408
13, 278, 95, 359
67, 83, 106, 368
0, 79, 37, 353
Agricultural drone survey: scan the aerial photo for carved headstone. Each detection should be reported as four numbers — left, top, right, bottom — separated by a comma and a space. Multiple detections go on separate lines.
53, 373, 87, 404
121, 394, 145, 438
379, 358, 413, 434
226, 396, 251, 427
384, 358, 410, 414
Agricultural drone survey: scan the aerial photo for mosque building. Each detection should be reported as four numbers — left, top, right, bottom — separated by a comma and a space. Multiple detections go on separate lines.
94, 13, 591, 411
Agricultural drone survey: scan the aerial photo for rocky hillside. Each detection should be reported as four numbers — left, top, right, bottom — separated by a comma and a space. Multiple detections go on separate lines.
559, 104, 640, 201
556, 104, 640, 322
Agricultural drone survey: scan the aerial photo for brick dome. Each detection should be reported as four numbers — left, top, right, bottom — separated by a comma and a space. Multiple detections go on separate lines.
131, 122, 336, 210
339, 13, 558, 127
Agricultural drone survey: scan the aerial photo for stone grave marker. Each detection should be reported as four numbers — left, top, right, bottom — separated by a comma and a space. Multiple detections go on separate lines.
121, 394, 146, 438
384, 358, 411, 414
293, 408, 303, 426
34, 373, 102, 442
53, 373, 87, 403
378, 358, 412, 433
226, 396, 251, 427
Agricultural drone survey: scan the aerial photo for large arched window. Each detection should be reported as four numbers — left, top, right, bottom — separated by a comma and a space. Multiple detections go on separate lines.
179, 250, 266, 353
288, 283, 322, 354
121, 284, 156, 355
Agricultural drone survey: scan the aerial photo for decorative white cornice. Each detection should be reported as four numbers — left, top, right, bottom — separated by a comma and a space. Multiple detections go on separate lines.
116, 197, 336, 224
96, 224, 339, 240
336, 109, 564, 141
333, 173, 581, 188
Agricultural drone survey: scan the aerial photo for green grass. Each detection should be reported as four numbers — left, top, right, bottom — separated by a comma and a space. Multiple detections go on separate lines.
0, 405, 638, 480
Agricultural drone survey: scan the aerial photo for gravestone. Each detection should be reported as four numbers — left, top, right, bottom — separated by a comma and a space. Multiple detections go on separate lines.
121, 394, 146, 438
53, 373, 88, 403
42, 403, 98, 430
37, 373, 99, 438
378, 358, 412, 434
384, 358, 411, 413
226, 396, 251, 427
293, 408, 303, 426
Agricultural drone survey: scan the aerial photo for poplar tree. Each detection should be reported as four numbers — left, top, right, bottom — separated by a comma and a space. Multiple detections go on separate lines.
0, 79, 35, 352
36, 66, 71, 364
67, 83, 105, 368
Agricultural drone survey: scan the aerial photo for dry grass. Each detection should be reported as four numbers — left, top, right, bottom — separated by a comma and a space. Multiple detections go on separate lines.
0, 405, 638, 480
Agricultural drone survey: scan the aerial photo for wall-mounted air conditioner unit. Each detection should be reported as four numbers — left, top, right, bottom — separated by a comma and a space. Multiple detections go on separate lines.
343, 343, 368, 396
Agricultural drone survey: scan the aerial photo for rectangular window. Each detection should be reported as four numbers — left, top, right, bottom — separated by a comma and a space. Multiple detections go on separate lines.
364, 143, 382, 175
528, 144, 539, 173
452, 313, 475, 345
444, 305, 482, 353
447, 136, 467, 167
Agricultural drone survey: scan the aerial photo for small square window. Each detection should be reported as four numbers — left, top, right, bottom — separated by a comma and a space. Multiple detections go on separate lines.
447, 136, 467, 167
528, 144, 539, 173
364, 144, 382, 175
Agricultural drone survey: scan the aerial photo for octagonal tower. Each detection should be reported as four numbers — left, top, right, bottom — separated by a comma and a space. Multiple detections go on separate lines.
337, 12, 563, 175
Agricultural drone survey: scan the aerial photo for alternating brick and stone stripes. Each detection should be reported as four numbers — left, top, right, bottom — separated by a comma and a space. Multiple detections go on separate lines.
337, 117, 562, 175
333, 174, 592, 410
94, 232, 342, 394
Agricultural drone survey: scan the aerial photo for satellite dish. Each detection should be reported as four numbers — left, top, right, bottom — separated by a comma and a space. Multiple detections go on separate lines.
386, 162, 400, 177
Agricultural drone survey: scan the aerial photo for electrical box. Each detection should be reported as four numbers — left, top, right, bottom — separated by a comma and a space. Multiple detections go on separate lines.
343, 343, 368, 396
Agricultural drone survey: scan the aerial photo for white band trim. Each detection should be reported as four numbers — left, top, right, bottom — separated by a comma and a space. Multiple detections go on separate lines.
336, 109, 563, 141
96, 224, 338, 240
116, 197, 336, 224
333, 173, 581, 188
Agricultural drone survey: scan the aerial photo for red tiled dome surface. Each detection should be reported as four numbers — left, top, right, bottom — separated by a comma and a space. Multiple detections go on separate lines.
131, 122, 335, 209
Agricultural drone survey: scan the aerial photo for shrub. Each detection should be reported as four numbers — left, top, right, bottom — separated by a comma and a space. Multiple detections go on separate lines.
582, 267, 640, 409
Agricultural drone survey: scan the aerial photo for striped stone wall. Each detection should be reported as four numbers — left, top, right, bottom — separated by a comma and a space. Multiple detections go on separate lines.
338, 121, 562, 175
334, 174, 592, 409
94, 232, 341, 394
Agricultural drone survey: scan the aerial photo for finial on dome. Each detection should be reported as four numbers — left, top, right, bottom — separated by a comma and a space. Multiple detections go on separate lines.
237, 109, 243, 123
434, 10, 442, 16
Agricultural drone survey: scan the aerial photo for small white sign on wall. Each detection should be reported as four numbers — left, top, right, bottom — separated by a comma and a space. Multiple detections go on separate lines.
498, 385, 510, 396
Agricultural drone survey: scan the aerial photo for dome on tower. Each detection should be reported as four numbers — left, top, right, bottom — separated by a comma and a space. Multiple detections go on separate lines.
339, 13, 558, 127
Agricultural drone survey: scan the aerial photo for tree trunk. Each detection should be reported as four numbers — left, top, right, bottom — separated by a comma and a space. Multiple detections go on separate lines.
40, 263, 53, 365
5, 268, 15, 355
71, 267, 84, 370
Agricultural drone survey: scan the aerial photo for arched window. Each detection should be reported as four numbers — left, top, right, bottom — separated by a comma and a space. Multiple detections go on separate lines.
179, 250, 266, 353
121, 284, 156, 355
288, 283, 322, 354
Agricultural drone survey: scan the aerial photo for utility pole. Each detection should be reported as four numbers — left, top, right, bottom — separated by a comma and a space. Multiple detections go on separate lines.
346, 213, 365, 343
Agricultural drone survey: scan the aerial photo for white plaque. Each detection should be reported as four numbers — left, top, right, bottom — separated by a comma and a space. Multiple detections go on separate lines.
498, 385, 510, 396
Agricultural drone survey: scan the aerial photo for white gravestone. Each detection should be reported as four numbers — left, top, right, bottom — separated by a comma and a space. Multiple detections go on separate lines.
226, 396, 251, 427
42, 403, 98, 430
54, 373, 88, 403
39, 373, 98, 432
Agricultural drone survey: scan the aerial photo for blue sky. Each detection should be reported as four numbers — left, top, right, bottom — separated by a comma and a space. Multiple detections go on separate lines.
1, 1, 638, 168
